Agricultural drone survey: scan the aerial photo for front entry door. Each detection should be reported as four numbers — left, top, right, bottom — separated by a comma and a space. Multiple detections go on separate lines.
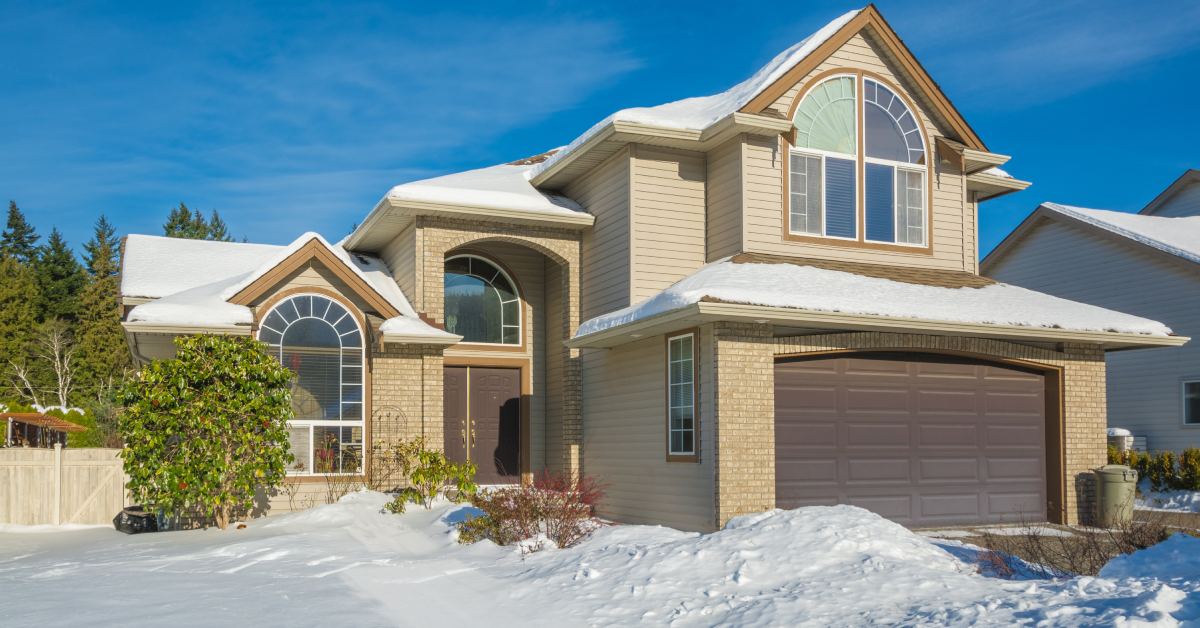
443, 366, 521, 484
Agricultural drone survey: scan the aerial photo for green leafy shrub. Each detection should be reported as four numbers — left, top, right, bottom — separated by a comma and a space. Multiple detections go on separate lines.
1107, 445, 1122, 465
117, 335, 294, 529
457, 472, 604, 552
1147, 451, 1177, 491
1180, 448, 1200, 490
379, 438, 477, 514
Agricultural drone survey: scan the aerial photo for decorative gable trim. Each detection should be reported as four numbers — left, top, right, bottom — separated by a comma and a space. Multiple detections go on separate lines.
227, 237, 402, 318
738, 4, 986, 151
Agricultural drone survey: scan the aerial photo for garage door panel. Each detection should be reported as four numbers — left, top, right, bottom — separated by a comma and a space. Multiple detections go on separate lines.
918, 458, 979, 481
918, 423, 978, 447
845, 422, 910, 447
776, 354, 1047, 527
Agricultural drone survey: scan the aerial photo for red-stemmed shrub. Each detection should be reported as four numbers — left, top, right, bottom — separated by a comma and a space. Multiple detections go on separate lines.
457, 472, 606, 552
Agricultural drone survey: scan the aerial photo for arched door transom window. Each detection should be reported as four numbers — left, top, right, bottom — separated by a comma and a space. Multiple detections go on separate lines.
258, 294, 363, 475
444, 255, 521, 345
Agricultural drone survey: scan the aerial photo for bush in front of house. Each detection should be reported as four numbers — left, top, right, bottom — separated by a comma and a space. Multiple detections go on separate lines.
379, 438, 477, 514
117, 335, 294, 529
1109, 446, 1200, 491
457, 472, 605, 552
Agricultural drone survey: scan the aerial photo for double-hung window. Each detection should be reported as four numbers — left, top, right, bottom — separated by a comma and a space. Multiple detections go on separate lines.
667, 332, 697, 460
789, 74, 927, 247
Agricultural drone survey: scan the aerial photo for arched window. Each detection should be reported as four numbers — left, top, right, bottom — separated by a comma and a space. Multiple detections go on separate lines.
789, 74, 927, 246
444, 255, 521, 345
258, 294, 363, 475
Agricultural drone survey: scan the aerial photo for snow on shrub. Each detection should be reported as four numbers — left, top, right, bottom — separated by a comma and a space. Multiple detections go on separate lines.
457, 472, 604, 552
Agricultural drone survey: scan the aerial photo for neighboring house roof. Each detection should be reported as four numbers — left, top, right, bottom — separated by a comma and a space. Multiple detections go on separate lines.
983, 202, 1200, 274
1140, 169, 1200, 215
1, 413, 87, 433
121, 233, 458, 344
571, 256, 1183, 350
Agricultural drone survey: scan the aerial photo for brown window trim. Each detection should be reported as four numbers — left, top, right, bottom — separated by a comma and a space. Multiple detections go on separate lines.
665, 328, 700, 463
779, 69, 935, 256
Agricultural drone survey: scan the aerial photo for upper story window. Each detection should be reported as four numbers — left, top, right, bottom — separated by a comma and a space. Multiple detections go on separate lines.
444, 255, 521, 345
258, 294, 364, 475
789, 74, 927, 247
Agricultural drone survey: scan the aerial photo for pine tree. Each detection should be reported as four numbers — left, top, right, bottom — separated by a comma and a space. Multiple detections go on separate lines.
207, 210, 232, 242
83, 215, 119, 276
75, 231, 130, 401
0, 256, 39, 373
34, 228, 86, 322
1, 201, 40, 264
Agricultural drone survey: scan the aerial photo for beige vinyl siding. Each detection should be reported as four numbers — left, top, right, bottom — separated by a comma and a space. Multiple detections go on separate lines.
566, 149, 632, 321
581, 329, 715, 531
380, 222, 417, 304
986, 219, 1200, 452
746, 32, 969, 272
706, 136, 744, 261
630, 145, 708, 301
446, 242, 547, 471
1146, 182, 1200, 218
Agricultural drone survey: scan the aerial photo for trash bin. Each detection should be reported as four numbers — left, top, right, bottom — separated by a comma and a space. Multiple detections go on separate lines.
1095, 464, 1138, 528
1107, 427, 1133, 453
113, 506, 159, 534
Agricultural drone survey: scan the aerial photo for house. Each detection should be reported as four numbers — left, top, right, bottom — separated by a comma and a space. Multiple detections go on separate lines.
984, 170, 1200, 454
119, 6, 1186, 531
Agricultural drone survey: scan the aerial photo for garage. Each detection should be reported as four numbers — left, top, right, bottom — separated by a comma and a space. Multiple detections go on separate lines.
775, 352, 1052, 527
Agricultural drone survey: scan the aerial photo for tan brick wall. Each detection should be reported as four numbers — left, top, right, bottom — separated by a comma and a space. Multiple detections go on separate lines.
772, 332, 1107, 525
412, 216, 584, 477
370, 342, 446, 448
710, 322, 776, 527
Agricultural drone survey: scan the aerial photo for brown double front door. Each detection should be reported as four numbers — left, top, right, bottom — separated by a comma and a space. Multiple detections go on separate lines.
443, 366, 521, 485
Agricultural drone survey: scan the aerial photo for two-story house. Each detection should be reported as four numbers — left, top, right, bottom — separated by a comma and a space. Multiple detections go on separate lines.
119, 6, 1184, 531
984, 170, 1200, 454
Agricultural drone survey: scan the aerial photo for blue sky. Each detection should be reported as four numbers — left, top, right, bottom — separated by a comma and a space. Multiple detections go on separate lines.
2, 0, 1198, 258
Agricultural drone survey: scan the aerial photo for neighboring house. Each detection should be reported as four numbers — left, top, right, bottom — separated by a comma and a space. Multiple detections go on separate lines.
984, 170, 1200, 454
119, 6, 1185, 530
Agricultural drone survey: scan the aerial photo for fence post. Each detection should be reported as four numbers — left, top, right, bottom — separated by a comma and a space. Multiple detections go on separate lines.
53, 442, 62, 525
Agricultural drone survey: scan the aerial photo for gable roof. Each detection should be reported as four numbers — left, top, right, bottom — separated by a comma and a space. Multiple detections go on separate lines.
121, 233, 457, 343
1140, 169, 1200, 215
982, 202, 1200, 275
530, 5, 986, 187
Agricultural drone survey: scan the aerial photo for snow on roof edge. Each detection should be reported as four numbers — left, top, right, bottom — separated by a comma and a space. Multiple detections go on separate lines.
1042, 202, 1200, 266
529, 9, 861, 179
574, 259, 1174, 340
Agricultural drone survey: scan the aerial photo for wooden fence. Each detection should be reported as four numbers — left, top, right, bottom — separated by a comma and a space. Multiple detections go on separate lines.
0, 446, 127, 525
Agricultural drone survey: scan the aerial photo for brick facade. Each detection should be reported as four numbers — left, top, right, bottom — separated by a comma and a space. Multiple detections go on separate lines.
411, 216, 584, 477
710, 322, 777, 527
370, 342, 446, 449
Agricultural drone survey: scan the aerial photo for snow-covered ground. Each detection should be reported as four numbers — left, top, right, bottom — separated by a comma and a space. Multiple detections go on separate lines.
1138, 480, 1200, 514
1, 491, 1197, 627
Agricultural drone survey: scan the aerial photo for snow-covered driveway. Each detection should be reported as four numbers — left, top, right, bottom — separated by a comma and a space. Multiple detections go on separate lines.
1, 492, 1196, 627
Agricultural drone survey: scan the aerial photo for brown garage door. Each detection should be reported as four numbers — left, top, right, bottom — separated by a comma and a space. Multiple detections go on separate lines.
775, 353, 1047, 526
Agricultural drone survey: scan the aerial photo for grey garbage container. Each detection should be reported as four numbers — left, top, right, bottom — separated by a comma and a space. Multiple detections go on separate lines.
1095, 464, 1138, 528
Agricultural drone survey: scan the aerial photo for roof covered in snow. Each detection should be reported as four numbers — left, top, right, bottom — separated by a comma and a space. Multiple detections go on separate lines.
1041, 203, 1200, 266
574, 257, 1177, 344
385, 161, 584, 217
530, 10, 860, 179
121, 233, 456, 342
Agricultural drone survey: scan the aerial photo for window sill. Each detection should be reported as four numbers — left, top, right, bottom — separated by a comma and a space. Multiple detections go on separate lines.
782, 231, 934, 255
665, 453, 700, 463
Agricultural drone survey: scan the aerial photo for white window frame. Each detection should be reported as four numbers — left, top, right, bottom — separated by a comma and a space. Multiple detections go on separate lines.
788, 147, 859, 241
862, 155, 927, 247
1183, 379, 1200, 426
257, 293, 366, 477
666, 331, 698, 460
444, 254, 523, 347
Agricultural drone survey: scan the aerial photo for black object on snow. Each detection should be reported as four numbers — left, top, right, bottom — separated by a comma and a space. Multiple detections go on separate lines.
113, 506, 159, 534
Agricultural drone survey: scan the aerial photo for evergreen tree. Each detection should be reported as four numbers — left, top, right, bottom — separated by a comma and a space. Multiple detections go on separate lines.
1, 201, 40, 264
207, 210, 232, 242
75, 234, 130, 401
0, 256, 39, 370
34, 228, 86, 322
83, 215, 119, 276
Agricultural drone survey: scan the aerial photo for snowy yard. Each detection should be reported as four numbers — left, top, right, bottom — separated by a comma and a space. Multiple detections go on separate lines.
1, 491, 1197, 627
